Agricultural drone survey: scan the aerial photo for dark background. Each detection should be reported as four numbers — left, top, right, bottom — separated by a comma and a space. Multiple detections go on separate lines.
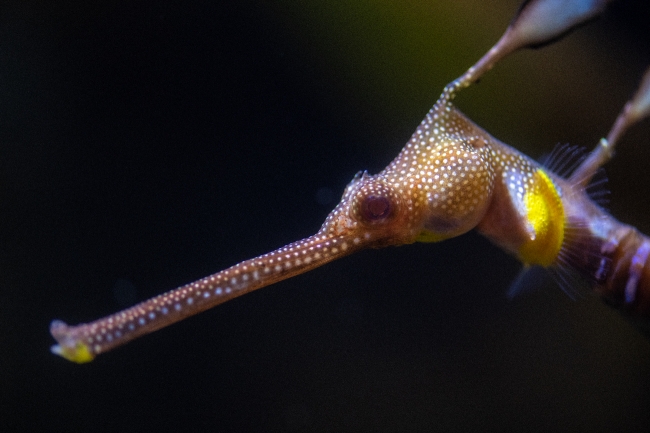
2, 0, 650, 431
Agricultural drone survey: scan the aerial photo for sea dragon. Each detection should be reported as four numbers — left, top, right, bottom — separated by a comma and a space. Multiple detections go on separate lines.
50, 0, 650, 363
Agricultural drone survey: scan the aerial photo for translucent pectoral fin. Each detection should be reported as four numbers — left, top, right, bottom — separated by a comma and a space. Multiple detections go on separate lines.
506, 265, 549, 300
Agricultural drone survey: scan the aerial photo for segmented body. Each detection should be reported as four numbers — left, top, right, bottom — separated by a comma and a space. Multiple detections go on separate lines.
589, 216, 650, 314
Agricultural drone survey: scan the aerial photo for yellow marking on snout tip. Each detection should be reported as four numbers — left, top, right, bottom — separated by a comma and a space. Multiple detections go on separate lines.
51, 341, 95, 364
519, 169, 565, 267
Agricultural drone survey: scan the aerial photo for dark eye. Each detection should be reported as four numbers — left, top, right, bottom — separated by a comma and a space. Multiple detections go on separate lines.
362, 195, 391, 221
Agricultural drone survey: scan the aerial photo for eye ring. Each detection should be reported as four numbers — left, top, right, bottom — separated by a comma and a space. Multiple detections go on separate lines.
361, 195, 391, 221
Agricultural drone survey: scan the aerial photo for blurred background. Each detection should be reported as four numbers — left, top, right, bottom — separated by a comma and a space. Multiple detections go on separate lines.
1, 0, 649, 431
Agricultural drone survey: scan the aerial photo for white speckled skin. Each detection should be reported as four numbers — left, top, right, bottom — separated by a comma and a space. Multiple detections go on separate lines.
49, 73, 650, 362
49, 82, 554, 361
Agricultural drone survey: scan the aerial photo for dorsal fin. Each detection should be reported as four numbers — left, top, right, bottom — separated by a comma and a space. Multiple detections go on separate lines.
542, 143, 609, 207
541, 143, 586, 178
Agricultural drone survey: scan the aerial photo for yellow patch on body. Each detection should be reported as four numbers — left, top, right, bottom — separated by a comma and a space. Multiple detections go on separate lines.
416, 231, 449, 243
518, 169, 565, 267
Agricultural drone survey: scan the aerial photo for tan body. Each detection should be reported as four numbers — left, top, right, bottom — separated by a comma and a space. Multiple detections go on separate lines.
49, 87, 650, 363
49, 1, 650, 362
